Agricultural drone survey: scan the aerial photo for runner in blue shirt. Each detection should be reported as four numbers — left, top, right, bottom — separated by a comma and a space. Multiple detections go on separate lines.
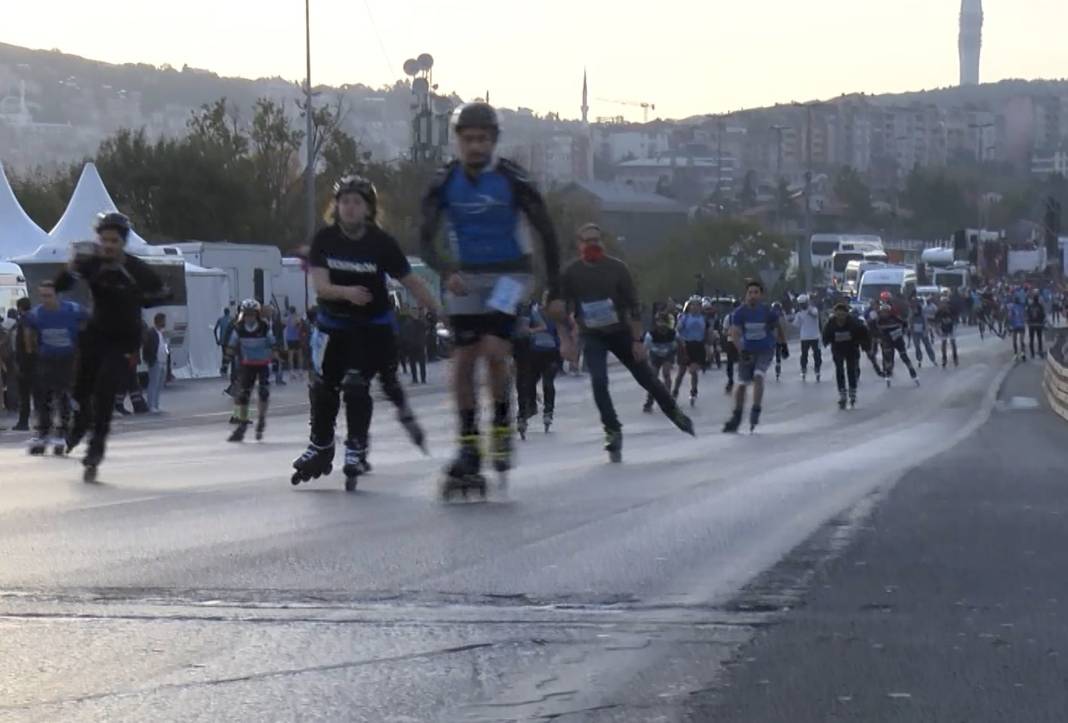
25, 281, 87, 455
723, 279, 787, 433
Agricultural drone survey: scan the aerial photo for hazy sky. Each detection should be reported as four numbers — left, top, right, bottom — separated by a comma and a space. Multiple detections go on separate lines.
5, 0, 1068, 120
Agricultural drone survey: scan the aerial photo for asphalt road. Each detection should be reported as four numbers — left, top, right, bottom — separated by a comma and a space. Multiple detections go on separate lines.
0, 328, 1053, 722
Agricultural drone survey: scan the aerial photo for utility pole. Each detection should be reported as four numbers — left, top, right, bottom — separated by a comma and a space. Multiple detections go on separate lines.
304, 0, 316, 243
802, 105, 815, 292
716, 119, 725, 199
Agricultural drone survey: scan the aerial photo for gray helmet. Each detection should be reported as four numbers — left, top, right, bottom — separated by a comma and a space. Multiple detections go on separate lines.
333, 174, 378, 221
94, 211, 131, 241
451, 102, 499, 135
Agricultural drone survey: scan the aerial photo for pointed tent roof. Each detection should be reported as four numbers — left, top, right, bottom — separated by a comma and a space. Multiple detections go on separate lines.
49, 163, 157, 253
0, 161, 50, 260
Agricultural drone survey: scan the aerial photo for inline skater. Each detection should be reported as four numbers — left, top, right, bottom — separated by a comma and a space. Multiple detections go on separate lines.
771, 301, 788, 381
58, 213, 167, 482
517, 294, 561, 435
723, 279, 787, 433
560, 223, 694, 462
512, 302, 535, 439
643, 311, 678, 413
1007, 291, 1027, 362
909, 296, 936, 367
226, 299, 275, 443
672, 298, 708, 406
705, 299, 725, 370
793, 293, 822, 382
418, 102, 564, 493
935, 294, 961, 367
1026, 291, 1046, 359
822, 302, 870, 409
875, 302, 920, 387
25, 281, 87, 456
293, 175, 441, 491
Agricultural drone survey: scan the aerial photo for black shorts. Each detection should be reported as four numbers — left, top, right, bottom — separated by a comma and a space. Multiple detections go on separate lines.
312, 323, 398, 385
449, 313, 516, 348
237, 364, 271, 390
683, 341, 707, 366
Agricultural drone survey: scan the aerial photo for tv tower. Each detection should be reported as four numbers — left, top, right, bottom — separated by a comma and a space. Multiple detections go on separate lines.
959, 0, 983, 86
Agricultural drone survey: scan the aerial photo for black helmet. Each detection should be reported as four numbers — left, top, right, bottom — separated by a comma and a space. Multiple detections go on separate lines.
94, 211, 131, 241
451, 102, 499, 135
333, 174, 377, 221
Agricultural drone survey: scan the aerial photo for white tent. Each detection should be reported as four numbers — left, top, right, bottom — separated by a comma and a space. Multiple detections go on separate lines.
0, 161, 50, 259
49, 163, 160, 254
173, 263, 232, 380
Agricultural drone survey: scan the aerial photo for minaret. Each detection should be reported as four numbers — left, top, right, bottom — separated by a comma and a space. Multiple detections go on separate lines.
581, 69, 589, 124
959, 0, 983, 86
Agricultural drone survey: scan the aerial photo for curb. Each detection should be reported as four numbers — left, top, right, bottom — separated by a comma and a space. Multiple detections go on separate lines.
1044, 328, 1068, 423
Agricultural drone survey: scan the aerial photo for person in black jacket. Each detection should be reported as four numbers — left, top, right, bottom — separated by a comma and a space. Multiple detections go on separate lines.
57, 212, 167, 481
822, 303, 871, 410
402, 308, 429, 384
11, 297, 36, 431
1026, 292, 1047, 359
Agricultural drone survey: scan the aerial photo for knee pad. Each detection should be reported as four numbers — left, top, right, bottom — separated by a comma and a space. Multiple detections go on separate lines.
341, 371, 370, 404
258, 385, 270, 403
236, 388, 252, 406
309, 375, 338, 404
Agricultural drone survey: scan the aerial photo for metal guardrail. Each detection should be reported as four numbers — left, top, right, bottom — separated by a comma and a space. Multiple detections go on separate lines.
1043, 329, 1068, 424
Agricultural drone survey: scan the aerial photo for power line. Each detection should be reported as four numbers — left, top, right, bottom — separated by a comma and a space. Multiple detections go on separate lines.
362, 0, 396, 79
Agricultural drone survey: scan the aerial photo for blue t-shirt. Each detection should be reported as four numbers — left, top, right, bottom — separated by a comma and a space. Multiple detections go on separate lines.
1008, 303, 1026, 330
28, 301, 86, 358
731, 304, 780, 352
529, 305, 559, 350
677, 313, 707, 343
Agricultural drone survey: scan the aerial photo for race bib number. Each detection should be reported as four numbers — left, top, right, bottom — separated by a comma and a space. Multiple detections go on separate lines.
834, 331, 852, 343
889, 328, 903, 341
581, 299, 619, 328
743, 322, 767, 342
486, 276, 525, 315
310, 328, 329, 376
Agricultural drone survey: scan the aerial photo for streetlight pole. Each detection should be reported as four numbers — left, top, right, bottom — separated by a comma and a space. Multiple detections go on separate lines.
304, 0, 315, 242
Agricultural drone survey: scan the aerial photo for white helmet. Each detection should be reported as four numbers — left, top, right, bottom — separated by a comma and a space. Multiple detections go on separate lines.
797, 294, 809, 305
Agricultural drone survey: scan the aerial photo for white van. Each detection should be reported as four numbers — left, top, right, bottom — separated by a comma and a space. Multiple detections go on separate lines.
844, 259, 888, 295
0, 261, 28, 314
812, 234, 884, 274
856, 266, 917, 304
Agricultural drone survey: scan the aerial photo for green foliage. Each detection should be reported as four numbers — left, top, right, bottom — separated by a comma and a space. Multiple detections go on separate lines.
633, 218, 791, 302
834, 166, 873, 226
8, 95, 446, 252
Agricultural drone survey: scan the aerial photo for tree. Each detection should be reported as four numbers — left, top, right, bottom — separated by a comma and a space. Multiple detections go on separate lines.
833, 165, 873, 227
247, 98, 304, 240
634, 218, 791, 302
739, 170, 758, 210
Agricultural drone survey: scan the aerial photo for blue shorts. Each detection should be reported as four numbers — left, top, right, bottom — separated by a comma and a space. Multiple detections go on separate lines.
738, 350, 774, 383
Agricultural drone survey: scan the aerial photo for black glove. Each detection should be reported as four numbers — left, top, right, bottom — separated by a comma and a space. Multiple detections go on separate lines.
740, 351, 754, 364
779, 343, 790, 360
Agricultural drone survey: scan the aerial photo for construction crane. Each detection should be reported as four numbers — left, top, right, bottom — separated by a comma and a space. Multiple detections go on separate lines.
596, 98, 656, 123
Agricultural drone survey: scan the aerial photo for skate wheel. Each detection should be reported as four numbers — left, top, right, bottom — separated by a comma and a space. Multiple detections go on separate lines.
344, 475, 358, 492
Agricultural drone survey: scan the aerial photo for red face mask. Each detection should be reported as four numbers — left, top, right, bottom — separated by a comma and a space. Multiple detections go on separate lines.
581, 244, 605, 263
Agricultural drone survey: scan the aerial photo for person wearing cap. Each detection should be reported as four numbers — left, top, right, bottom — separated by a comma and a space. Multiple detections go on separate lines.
874, 302, 920, 386
418, 101, 565, 486
55, 212, 168, 481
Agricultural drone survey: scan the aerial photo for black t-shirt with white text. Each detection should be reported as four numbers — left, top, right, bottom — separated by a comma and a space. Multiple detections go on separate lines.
309, 224, 412, 328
